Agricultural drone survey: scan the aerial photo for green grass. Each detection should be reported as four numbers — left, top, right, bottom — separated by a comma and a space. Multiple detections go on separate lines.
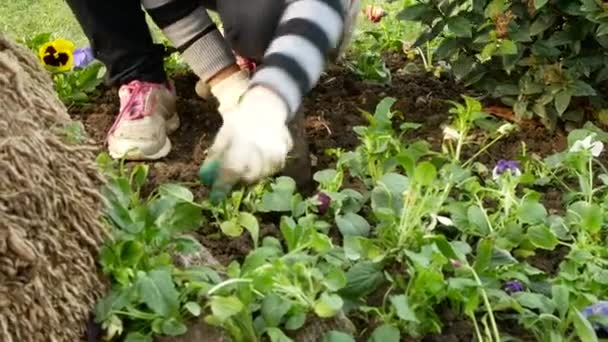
0, 0, 168, 47
0, 0, 86, 45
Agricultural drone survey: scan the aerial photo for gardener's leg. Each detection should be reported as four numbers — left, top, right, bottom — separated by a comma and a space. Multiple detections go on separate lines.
66, 0, 177, 161
65, 0, 166, 85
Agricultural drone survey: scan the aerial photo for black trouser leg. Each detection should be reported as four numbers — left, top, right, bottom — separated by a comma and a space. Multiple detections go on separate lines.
65, 0, 167, 86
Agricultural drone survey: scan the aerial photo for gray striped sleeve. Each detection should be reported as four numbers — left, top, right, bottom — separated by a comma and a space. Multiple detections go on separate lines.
142, 0, 235, 82
250, 0, 346, 118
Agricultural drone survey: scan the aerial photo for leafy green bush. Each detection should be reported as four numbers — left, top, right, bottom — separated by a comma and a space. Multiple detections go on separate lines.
400, 0, 608, 127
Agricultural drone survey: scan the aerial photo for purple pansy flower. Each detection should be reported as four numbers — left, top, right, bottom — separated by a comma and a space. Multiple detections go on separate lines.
581, 301, 608, 333
315, 192, 331, 215
492, 159, 521, 179
73, 47, 95, 68
504, 280, 525, 294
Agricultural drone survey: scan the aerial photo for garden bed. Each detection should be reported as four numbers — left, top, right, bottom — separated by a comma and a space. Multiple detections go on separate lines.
69, 56, 600, 341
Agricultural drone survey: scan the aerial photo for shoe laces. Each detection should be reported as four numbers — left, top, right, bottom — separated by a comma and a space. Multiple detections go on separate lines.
108, 80, 162, 135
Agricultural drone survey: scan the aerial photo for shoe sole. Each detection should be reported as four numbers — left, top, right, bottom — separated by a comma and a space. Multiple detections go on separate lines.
109, 137, 172, 161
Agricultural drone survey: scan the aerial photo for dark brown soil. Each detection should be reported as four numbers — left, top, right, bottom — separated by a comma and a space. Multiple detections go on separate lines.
69, 56, 578, 341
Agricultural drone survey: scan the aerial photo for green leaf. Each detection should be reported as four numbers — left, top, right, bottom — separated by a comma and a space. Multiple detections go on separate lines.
497, 40, 518, 55
220, 220, 243, 237
314, 169, 338, 186
184, 302, 202, 316
262, 294, 292, 327
518, 201, 547, 224
339, 261, 384, 298
528, 225, 558, 250
120, 240, 144, 266
259, 177, 296, 212
323, 331, 356, 342
266, 327, 294, 342
571, 80, 597, 96
447, 16, 472, 38
530, 12, 556, 36
474, 238, 493, 273
130, 164, 149, 190
414, 161, 437, 186
285, 311, 307, 330
555, 90, 572, 116
431, 235, 463, 261
161, 202, 203, 231
485, 0, 508, 18
514, 293, 555, 313
137, 269, 179, 317
390, 295, 418, 322
368, 324, 400, 342
597, 23, 608, 37
210, 295, 244, 322
238, 212, 260, 248
467, 205, 490, 235
534, 0, 548, 9
173, 235, 202, 254
314, 293, 343, 318
161, 318, 188, 336
552, 285, 569, 318
159, 184, 194, 203
570, 202, 603, 234
398, 4, 433, 21
336, 213, 370, 237
571, 308, 599, 342
125, 332, 153, 342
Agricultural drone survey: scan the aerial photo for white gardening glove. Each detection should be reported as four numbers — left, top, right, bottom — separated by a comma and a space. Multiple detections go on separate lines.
199, 86, 293, 199
195, 69, 249, 114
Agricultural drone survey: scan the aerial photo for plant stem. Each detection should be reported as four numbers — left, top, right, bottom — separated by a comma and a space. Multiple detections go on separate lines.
468, 266, 500, 342
463, 134, 506, 167
207, 278, 253, 296
470, 314, 484, 342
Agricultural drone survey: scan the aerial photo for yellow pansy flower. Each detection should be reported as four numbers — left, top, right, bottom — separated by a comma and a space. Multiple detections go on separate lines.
38, 38, 75, 72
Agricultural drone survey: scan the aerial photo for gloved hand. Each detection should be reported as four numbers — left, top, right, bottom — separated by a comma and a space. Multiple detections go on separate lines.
199, 86, 293, 201
195, 69, 249, 114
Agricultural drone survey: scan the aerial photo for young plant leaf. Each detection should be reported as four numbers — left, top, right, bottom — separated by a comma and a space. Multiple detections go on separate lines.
266, 327, 294, 342
528, 225, 558, 250
367, 324, 400, 342
518, 201, 547, 224
323, 331, 356, 342
137, 269, 179, 317
414, 161, 437, 186
390, 295, 419, 322
336, 213, 371, 237
262, 294, 292, 327
161, 318, 188, 336
159, 184, 194, 203
474, 238, 493, 273
220, 220, 244, 237
124, 332, 153, 342
571, 308, 599, 342
238, 212, 260, 248
314, 293, 343, 318
210, 295, 244, 322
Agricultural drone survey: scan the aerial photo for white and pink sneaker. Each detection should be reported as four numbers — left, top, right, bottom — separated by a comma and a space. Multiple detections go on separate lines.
107, 80, 179, 160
